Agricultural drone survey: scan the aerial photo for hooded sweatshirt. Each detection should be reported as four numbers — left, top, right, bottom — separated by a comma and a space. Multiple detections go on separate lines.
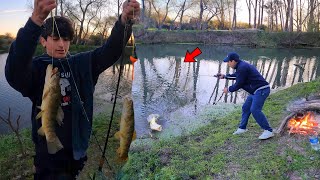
5, 17, 131, 162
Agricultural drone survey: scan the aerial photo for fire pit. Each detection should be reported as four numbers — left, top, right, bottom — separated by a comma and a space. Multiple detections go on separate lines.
287, 112, 319, 135
276, 110, 320, 151
276, 96, 320, 135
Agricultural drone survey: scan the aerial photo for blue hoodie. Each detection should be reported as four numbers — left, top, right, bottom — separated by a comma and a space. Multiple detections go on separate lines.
5, 17, 131, 161
227, 60, 269, 94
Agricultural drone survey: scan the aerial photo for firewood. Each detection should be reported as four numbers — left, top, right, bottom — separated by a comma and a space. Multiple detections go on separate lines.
275, 112, 295, 134
287, 99, 320, 113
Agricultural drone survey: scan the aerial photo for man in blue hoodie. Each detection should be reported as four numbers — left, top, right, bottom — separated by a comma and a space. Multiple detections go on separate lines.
217, 52, 274, 140
5, 0, 140, 178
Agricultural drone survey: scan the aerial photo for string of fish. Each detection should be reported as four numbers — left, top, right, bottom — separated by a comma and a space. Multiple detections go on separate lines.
48, 9, 113, 170
96, 2, 136, 175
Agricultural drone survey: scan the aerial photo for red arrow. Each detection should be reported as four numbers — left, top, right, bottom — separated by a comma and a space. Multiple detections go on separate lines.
184, 47, 202, 62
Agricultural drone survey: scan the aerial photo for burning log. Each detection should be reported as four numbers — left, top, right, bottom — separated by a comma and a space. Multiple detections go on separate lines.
276, 111, 320, 135
287, 99, 320, 113
276, 113, 295, 134
277, 95, 320, 135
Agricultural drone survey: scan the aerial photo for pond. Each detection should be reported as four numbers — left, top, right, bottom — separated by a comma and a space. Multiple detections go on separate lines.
1, 44, 320, 136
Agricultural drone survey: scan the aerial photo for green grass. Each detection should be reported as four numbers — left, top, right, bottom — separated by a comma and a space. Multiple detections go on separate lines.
120, 79, 320, 179
0, 130, 34, 179
1, 80, 320, 179
0, 102, 123, 179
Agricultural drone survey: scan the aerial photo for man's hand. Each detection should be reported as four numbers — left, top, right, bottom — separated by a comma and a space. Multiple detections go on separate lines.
216, 73, 225, 79
223, 87, 229, 94
31, 0, 57, 26
121, 0, 141, 25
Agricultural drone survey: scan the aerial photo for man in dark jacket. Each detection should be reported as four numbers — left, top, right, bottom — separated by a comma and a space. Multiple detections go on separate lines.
218, 52, 274, 140
5, 0, 140, 178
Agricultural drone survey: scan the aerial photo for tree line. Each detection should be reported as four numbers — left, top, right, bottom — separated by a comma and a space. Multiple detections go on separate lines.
19, 0, 320, 45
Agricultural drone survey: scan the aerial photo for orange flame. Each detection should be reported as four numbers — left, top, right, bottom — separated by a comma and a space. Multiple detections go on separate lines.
287, 112, 319, 135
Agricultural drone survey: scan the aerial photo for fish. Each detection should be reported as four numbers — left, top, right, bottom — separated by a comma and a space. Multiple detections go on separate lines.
147, 114, 162, 131
35, 64, 64, 154
114, 95, 136, 161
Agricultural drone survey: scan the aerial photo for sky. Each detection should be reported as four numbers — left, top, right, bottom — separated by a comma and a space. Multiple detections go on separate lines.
0, 0, 31, 36
0, 0, 249, 36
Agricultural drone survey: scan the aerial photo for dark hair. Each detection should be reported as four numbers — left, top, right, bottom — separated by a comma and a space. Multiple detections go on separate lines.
41, 16, 74, 40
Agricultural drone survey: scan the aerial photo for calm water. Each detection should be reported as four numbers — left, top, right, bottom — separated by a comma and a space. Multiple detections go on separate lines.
131, 44, 320, 137
1, 44, 320, 135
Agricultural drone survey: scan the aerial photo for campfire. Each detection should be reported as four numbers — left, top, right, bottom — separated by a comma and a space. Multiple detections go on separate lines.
276, 96, 320, 135
287, 112, 319, 135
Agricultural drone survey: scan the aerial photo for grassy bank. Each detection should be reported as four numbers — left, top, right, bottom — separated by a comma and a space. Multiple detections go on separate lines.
120, 79, 320, 179
1, 80, 320, 179
134, 29, 320, 48
0, 102, 124, 179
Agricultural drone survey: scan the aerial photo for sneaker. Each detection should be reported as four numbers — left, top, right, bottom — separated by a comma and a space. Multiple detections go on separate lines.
233, 128, 248, 135
258, 130, 274, 140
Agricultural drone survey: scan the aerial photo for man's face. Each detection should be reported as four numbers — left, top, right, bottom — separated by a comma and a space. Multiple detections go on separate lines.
40, 36, 70, 59
227, 60, 237, 69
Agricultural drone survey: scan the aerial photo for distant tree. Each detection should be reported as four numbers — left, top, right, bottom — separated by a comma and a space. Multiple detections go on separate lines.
246, 0, 253, 27
150, 0, 173, 29
232, 0, 238, 29
65, 0, 107, 44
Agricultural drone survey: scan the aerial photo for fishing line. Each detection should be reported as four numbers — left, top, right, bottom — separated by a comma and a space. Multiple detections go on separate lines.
98, 1, 134, 172
213, 92, 224, 105
51, 11, 54, 66
129, 7, 137, 80
48, 2, 113, 172
208, 78, 219, 104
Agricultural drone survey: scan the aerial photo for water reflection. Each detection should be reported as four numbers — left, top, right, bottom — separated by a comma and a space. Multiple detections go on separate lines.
132, 44, 320, 137
0, 54, 32, 134
1, 45, 320, 136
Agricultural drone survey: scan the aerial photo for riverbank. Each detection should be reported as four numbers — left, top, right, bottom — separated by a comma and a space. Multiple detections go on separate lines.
2, 30, 320, 54
0, 99, 124, 179
134, 28, 320, 48
1, 77, 319, 178
119, 78, 320, 179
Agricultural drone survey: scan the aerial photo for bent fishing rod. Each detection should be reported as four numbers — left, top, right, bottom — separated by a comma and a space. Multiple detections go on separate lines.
209, 74, 234, 105
97, 9, 134, 174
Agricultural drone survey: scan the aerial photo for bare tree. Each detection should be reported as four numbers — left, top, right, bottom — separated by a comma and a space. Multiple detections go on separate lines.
289, 0, 294, 31
232, 0, 237, 29
246, 0, 253, 27
141, 0, 146, 24
0, 108, 26, 156
203, 0, 221, 29
283, 0, 294, 31
82, 1, 103, 41
308, 0, 316, 31
97, 16, 117, 44
253, 0, 258, 27
59, 0, 66, 16
65, 0, 106, 44
198, 0, 205, 29
179, 0, 188, 29
150, 0, 172, 29
260, 0, 265, 27
117, 0, 126, 18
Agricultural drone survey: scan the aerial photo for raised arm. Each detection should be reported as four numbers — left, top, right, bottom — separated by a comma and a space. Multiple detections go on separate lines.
91, 0, 140, 82
5, 0, 56, 97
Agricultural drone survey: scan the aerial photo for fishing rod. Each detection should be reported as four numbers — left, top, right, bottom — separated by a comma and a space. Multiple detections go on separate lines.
213, 92, 224, 105
96, 1, 134, 176
213, 74, 236, 80
209, 74, 234, 104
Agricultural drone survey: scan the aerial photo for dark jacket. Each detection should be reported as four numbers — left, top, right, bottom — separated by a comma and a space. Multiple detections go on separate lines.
5, 18, 131, 160
227, 60, 269, 94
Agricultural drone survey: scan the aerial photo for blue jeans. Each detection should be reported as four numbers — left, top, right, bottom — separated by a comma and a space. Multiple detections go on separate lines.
239, 87, 272, 132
